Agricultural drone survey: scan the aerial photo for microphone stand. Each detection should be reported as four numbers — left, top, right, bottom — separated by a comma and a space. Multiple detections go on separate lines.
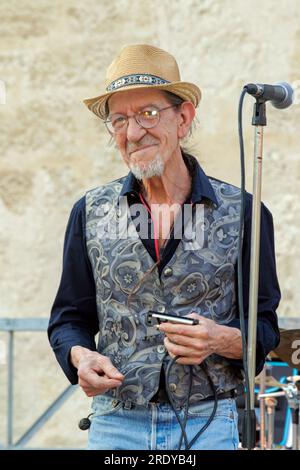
244, 98, 267, 449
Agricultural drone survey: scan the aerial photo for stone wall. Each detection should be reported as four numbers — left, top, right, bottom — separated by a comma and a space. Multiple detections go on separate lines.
0, 0, 299, 448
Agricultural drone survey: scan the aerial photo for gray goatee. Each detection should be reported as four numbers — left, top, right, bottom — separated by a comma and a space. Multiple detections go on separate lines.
129, 153, 165, 180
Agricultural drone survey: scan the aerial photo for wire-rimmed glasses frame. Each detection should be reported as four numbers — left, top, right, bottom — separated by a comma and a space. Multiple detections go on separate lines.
104, 104, 179, 135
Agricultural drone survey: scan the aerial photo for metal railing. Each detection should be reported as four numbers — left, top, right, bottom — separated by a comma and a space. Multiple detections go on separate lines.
0, 318, 77, 449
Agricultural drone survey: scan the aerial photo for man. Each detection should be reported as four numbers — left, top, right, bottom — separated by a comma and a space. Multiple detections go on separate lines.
48, 44, 280, 450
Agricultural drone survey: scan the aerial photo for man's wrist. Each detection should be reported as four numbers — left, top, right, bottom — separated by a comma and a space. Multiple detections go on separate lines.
70, 345, 93, 369
213, 324, 243, 359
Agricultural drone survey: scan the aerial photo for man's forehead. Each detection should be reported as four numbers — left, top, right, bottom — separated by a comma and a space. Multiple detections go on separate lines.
108, 88, 168, 112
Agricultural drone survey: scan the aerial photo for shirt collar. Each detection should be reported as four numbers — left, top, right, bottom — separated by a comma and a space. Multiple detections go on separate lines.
120, 152, 218, 207
120, 171, 140, 198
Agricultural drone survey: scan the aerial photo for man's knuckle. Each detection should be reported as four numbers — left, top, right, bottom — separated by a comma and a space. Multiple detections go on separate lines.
173, 334, 180, 343
99, 356, 110, 367
194, 341, 203, 351
177, 326, 185, 335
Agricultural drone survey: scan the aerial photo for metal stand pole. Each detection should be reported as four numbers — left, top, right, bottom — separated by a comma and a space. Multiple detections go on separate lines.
259, 366, 267, 449
291, 408, 299, 450
248, 124, 264, 406
265, 397, 277, 449
285, 384, 299, 450
245, 100, 267, 448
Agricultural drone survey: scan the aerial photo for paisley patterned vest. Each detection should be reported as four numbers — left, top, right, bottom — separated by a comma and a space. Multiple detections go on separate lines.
85, 173, 244, 408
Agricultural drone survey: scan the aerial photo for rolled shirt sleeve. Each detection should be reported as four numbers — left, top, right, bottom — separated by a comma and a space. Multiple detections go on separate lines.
48, 197, 99, 384
226, 194, 281, 375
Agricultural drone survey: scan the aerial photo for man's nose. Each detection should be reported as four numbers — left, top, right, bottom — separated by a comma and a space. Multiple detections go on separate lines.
126, 116, 146, 142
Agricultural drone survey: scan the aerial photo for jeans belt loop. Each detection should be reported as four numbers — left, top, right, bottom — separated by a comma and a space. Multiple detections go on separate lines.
123, 400, 134, 410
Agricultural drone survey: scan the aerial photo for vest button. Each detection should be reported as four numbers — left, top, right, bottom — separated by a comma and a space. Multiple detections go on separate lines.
102, 203, 110, 214
169, 383, 177, 392
164, 267, 173, 277
157, 345, 166, 354
156, 305, 166, 313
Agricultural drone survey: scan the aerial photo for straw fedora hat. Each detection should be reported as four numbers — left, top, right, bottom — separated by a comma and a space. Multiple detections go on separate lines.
83, 44, 201, 119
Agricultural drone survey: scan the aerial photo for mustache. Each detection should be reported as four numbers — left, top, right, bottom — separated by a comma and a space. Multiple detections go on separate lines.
127, 137, 159, 154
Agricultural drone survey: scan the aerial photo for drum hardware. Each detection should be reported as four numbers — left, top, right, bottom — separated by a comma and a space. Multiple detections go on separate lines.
250, 329, 300, 449
259, 366, 267, 449
255, 375, 284, 389
258, 378, 299, 449
286, 375, 300, 388
265, 396, 277, 449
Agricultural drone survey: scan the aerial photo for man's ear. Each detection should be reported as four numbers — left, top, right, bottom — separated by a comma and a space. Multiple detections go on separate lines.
177, 102, 196, 139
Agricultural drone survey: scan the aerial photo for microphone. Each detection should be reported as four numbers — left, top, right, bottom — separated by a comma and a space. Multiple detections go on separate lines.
244, 82, 294, 109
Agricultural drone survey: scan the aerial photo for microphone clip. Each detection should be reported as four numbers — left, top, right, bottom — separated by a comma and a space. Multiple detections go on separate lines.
78, 413, 94, 430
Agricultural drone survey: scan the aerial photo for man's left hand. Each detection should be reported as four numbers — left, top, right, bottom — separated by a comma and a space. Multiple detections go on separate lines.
158, 312, 242, 365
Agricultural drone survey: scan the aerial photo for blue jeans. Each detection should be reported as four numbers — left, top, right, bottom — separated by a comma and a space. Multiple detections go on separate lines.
87, 395, 239, 450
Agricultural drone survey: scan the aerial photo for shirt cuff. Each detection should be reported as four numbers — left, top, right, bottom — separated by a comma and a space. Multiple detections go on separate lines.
52, 337, 97, 385
225, 319, 266, 376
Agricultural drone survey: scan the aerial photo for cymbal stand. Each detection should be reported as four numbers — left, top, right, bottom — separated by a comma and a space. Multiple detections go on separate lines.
259, 382, 299, 450
259, 391, 283, 449
259, 366, 267, 449
265, 396, 277, 449
284, 383, 299, 450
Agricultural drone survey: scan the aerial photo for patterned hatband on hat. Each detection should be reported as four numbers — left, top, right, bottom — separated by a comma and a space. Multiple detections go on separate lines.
83, 44, 201, 119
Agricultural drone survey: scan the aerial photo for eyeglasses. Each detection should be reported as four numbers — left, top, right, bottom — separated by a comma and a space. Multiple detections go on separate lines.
104, 105, 178, 135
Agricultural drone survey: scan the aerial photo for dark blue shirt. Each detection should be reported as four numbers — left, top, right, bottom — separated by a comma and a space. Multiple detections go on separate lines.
48, 154, 280, 385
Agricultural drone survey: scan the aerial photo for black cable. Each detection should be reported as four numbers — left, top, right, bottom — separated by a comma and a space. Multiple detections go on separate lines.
178, 363, 193, 450
237, 88, 253, 448
165, 356, 218, 450
186, 362, 218, 450
165, 356, 189, 449
162, 89, 251, 449
238, 88, 248, 377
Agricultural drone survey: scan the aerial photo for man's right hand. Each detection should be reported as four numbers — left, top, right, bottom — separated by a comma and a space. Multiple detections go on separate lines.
70, 346, 124, 397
